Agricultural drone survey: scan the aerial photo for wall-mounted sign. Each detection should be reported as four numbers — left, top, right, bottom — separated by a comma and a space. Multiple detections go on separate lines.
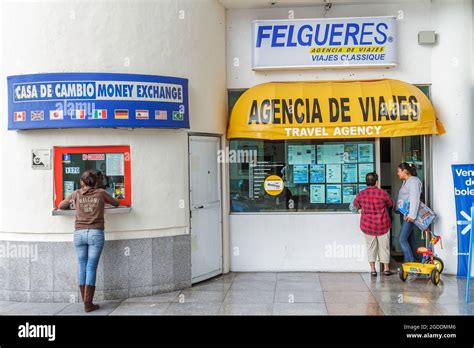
252, 16, 397, 70
8, 73, 189, 130
32, 149, 51, 170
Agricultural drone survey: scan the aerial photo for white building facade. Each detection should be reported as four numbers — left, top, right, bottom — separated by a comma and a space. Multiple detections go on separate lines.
0, 0, 473, 302
0, 0, 227, 302
225, 0, 473, 274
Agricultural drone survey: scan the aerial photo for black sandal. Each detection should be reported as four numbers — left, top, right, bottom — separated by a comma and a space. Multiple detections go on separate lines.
383, 270, 393, 276
371, 271, 377, 277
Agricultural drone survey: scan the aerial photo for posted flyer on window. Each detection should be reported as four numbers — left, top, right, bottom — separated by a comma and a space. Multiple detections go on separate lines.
358, 163, 374, 182
358, 143, 374, 163
343, 185, 358, 204
293, 164, 308, 184
288, 145, 315, 165
326, 164, 342, 183
317, 144, 344, 164
288, 145, 302, 165
310, 184, 325, 204
310, 164, 325, 183
326, 184, 342, 204
343, 143, 358, 163
302, 145, 316, 165
342, 164, 358, 183
106, 153, 125, 176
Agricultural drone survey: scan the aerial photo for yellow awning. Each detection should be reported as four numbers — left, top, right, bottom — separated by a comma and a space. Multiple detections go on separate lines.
227, 79, 445, 140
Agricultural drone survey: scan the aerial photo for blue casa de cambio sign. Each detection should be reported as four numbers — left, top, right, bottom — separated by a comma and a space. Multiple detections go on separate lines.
452, 164, 474, 277
7, 72, 189, 130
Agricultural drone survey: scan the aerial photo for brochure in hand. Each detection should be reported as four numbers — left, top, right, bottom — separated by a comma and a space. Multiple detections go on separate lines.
398, 199, 436, 230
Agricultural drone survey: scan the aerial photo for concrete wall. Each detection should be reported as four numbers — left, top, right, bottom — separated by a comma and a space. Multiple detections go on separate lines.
1, 235, 191, 303
226, 0, 473, 273
0, 0, 227, 242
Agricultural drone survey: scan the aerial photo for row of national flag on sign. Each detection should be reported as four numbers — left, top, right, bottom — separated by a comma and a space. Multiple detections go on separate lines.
13, 109, 184, 122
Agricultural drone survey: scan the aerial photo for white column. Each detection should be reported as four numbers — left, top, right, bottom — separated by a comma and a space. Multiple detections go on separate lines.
430, 0, 473, 274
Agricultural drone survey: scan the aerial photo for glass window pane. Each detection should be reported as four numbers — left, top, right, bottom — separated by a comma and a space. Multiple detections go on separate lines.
61, 151, 126, 200
230, 138, 375, 212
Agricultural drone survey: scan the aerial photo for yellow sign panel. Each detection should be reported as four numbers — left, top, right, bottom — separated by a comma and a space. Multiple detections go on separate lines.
309, 46, 385, 54
264, 175, 284, 196
227, 79, 445, 140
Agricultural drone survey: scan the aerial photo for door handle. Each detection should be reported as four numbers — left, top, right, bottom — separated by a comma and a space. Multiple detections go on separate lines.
194, 205, 204, 209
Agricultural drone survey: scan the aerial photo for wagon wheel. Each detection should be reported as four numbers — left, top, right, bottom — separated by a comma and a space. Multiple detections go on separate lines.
399, 268, 407, 282
433, 257, 444, 274
431, 269, 440, 285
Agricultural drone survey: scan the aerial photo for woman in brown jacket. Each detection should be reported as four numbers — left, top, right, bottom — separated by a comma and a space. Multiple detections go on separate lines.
58, 170, 119, 312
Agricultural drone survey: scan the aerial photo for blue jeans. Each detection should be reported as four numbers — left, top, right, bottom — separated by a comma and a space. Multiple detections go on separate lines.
399, 215, 416, 262
74, 229, 105, 286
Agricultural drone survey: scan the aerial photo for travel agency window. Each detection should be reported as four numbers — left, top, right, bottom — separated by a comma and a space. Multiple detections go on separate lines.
53, 146, 132, 209
227, 80, 445, 214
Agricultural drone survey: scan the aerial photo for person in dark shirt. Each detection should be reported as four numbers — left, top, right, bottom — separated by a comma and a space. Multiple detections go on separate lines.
352, 172, 394, 277
58, 170, 119, 312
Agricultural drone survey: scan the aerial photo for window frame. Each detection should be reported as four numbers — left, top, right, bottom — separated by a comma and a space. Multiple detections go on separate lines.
229, 138, 377, 214
53, 145, 132, 208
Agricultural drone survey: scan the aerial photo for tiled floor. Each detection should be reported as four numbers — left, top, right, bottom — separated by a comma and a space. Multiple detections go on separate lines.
1, 272, 474, 315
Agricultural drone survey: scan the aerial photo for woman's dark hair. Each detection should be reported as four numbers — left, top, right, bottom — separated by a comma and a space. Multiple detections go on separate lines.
93, 170, 106, 189
80, 170, 97, 188
398, 162, 417, 176
365, 172, 378, 186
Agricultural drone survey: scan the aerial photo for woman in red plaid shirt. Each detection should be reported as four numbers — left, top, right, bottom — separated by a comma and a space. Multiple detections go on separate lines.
352, 172, 394, 277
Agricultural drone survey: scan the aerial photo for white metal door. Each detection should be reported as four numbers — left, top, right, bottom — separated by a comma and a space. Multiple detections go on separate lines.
189, 135, 222, 283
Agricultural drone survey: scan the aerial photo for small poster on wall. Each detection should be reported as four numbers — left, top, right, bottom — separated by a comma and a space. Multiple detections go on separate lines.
32, 149, 52, 170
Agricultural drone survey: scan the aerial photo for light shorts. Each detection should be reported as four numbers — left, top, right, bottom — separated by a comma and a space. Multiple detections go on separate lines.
364, 232, 390, 264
